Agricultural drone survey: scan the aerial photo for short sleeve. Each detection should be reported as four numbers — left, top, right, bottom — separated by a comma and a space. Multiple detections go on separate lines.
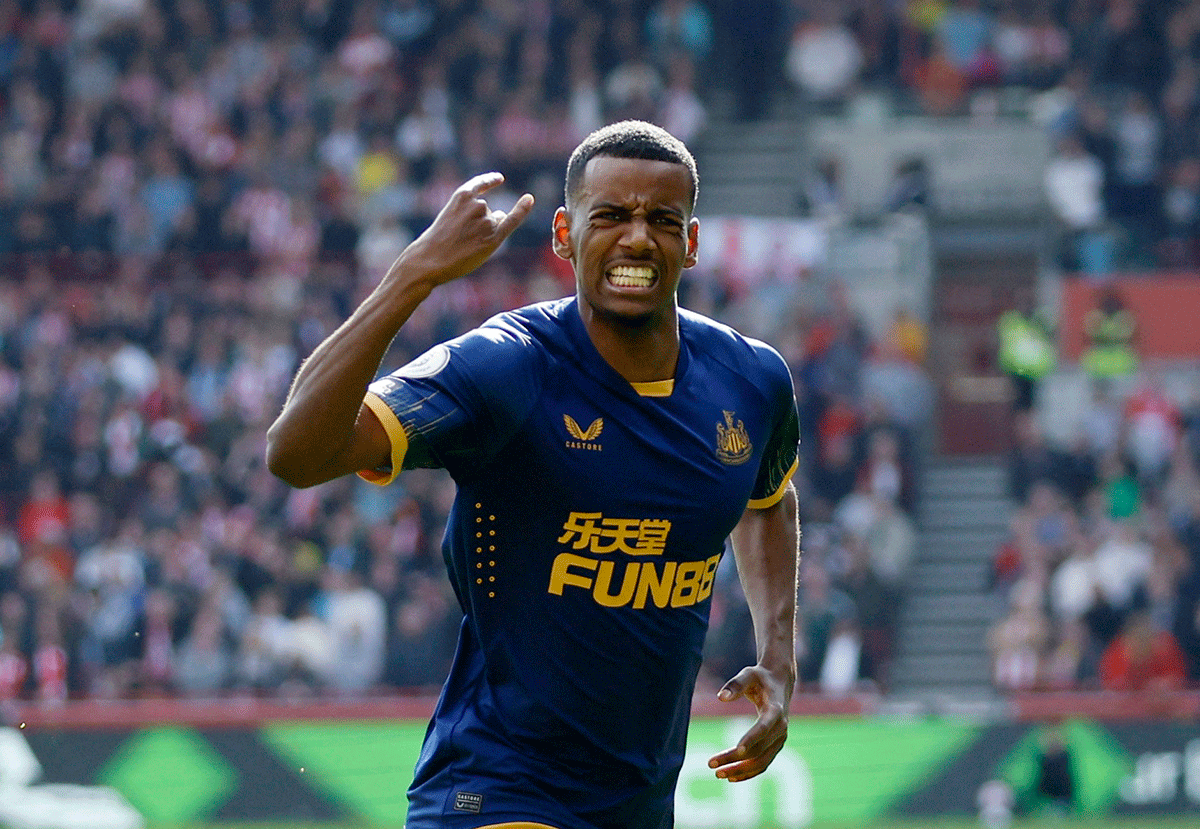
746, 347, 800, 509
357, 321, 544, 484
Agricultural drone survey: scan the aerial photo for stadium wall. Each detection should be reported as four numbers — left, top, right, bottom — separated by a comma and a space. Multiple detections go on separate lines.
4, 695, 1200, 828
1058, 275, 1200, 362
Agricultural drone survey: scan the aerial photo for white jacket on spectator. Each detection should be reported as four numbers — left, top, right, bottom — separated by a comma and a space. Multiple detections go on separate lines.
322, 570, 388, 694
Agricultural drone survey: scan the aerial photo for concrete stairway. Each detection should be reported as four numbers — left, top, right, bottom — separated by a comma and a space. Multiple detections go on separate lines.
887, 459, 1013, 701
692, 94, 808, 218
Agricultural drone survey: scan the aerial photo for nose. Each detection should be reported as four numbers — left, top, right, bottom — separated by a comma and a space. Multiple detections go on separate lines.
620, 217, 653, 252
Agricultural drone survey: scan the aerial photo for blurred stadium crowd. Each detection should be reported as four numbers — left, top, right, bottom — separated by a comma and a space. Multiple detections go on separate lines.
988, 367, 1200, 694
0, 0, 925, 705
0, 0, 1196, 705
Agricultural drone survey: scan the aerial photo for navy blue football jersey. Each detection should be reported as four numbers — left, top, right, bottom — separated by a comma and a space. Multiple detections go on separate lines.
361, 297, 799, 829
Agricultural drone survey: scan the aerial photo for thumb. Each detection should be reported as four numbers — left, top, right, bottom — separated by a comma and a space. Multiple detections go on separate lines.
718, 667, 755, 702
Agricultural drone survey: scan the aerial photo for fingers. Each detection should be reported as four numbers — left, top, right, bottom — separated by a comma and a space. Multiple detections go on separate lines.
708, 731, 788, 782
709, 705, 782, 767
461, 171, 506, 198
710, 666, 789, 782
414, 175, 532, 283
454, 173, 533, 237
495, 192, 535, 237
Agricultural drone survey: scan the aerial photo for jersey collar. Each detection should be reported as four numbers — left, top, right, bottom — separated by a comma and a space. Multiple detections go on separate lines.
563, 297, 690, 398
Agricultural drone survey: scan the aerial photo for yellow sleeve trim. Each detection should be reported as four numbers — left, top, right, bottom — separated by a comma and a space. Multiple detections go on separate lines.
631, 378, 674, 397
746, 456, 799, 509
356, 392, 409, 486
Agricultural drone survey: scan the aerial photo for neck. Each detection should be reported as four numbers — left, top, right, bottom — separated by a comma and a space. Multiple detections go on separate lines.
577, 298, 680, 383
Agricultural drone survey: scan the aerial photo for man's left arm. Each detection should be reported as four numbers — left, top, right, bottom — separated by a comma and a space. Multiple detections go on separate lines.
709, 482, 799, 782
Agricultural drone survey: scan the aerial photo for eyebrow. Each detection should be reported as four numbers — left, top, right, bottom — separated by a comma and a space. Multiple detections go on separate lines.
590, 201, 686, 219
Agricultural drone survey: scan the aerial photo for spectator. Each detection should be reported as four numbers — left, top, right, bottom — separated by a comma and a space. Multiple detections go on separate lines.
884, 157, 931, 213
991, 512, 1044, 601
32, 600, 68, 705
996, 297, 1057, 412
797, 156, 846, 223
1159, 157, 1200, 268
1124, 368, 1183, 486
885, 305, 929, 366
719, 0, 786, 121
136, 588, 178, 695
994, 3, 1070, 88
320, 566, 387, 694
17, 468, 70, 550
862, 494, 917, 593
811, 405, 860, 513
236, 585, 294, 692
935, 0, 995, 80
1080, 382, 1124, 462
1174, 547, 1200, 680
1098, 610, 1188, 691
604, 39, 662, 123
1045, 133, 1111, 274
820, 615, 865, 696
395, 81, 456, 176
858, 427, 914, 512
286, 600, 334, 695
797, 559, 858, 686
0, 627, 27, 703
836, 529, 894, 686
1108, 90, 1163, 262
784, 3, 864, 104
1091, 0, 1168, 101
989, 576, 1050, 691
913, 40, 969, 116
658, 52, 708, 145
859, 358, 928, 476
645, 0, 713, 69
1092, 518, 1153, 616
1081, 287, 1138, 386
1007, 415, 1072, 504
174, 602, 233, 697
139, 141, 195, 251
384, 573, 461, 690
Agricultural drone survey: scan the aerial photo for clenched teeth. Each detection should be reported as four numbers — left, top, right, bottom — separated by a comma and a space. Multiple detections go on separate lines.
607, 265, 656, 288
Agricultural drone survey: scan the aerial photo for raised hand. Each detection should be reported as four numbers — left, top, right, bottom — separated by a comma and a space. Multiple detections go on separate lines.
389, 172, 535, 289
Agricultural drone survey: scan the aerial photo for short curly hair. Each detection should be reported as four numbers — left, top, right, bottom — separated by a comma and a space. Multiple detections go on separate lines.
564, 120, 699, 210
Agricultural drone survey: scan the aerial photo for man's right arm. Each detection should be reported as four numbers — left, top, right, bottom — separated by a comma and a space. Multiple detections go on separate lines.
265, 173, 534, 488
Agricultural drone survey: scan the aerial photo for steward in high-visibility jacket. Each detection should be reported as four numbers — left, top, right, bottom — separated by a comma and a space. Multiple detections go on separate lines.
1082, 293, 1137, 380
997, 308, 1056, 410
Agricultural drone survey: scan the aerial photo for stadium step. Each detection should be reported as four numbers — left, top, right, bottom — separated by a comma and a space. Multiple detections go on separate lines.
887, 652, 993, 688
901, 592, 1000, 624
920, 528, 1010, 561
920, 462, 1010, 499
917, 497, 1012, 531
889, 458, 1013, 697
695, 182, 804, 218
693, 111, 807, 219
895, 620, 993, 654
906, 560, 993, 593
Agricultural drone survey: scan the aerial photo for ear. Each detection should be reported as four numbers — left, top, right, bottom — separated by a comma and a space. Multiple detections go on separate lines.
684, 217, 699, 268
552, 207, 573, 261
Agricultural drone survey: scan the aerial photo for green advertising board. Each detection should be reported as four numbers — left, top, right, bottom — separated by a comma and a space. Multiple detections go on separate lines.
677, 717, 980, 828
259, 717, 980, 828
22, 715, 1200, 826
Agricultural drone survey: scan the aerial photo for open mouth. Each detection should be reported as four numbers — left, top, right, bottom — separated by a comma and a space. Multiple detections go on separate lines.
606, 265, 657, 289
